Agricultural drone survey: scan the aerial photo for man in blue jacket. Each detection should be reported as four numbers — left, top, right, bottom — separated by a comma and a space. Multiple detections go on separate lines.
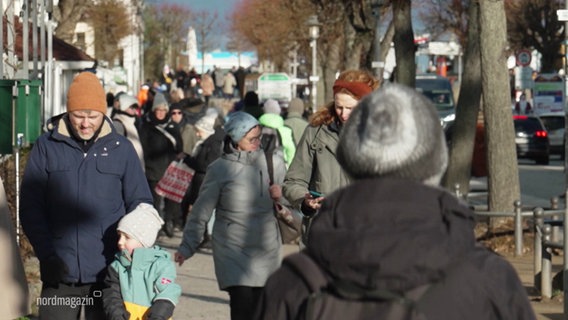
20, 71, 153, 319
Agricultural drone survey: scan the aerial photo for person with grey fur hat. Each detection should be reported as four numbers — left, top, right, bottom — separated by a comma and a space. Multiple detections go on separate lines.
103, 203, 181, 320
255, 84, 536, 320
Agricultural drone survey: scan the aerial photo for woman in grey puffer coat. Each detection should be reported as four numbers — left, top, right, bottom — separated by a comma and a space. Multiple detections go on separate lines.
175, 112, 286, 320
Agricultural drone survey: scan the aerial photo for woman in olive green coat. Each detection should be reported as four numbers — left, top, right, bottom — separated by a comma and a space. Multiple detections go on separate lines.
282, 70, 379, 234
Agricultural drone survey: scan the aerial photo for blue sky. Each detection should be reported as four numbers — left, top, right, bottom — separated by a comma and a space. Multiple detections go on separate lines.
163, 0, 238, 19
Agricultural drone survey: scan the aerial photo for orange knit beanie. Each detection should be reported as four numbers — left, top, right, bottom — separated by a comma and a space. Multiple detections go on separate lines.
66, 72, 107, 114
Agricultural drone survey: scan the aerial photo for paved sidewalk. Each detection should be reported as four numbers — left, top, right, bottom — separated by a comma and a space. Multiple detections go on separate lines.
503, 252, 564, 320
157, 232, 300, 319
159, 232, 564, 319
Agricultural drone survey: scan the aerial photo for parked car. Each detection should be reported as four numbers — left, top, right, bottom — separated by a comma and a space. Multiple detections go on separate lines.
513, 115, 550, 165
539, 112, 564, 159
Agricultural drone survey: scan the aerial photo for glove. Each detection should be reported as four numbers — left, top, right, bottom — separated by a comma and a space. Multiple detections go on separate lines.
146, 300, 175, 320
108, 308, 130, 320
40, 255, 68, 286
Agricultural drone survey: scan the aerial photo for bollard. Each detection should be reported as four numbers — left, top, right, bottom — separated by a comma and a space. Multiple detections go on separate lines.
542, 224, 553, 299
550, 197, 560, 243
534, 207, 544, 289
454, 183, 461, 199
514, 200, 523, 256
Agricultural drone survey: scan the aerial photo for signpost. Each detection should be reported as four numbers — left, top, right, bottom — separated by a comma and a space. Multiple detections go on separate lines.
257, 73, 292, 104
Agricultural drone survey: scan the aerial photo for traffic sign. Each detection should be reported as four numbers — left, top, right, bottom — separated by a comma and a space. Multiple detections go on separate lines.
516, 49, 532, 67
557, 9, 568, 21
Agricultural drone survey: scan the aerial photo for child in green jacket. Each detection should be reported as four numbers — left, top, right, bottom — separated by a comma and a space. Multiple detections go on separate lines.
103, 203, 182, 320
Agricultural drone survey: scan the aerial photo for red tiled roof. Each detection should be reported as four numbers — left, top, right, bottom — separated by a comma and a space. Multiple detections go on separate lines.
3, 15, 95, 62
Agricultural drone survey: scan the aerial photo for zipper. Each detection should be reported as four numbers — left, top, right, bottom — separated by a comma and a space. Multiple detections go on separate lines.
260, 170, 264, 196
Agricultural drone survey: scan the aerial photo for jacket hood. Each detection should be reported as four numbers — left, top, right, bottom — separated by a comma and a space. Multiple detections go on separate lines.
306, 178, 476, 293
116, 246, 170, 269
259, 113, 285, 129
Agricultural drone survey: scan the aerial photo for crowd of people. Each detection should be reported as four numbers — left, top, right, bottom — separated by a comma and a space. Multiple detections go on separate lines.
11, 67, 538, 320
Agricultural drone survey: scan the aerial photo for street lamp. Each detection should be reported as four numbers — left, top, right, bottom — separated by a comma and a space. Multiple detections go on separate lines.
308, 15, 320, 113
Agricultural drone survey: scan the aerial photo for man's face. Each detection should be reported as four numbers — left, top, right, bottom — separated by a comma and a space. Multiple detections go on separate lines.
68, 110, 104, 140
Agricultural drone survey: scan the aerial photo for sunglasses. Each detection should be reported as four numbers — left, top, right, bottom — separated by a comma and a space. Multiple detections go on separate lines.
171, 111, 182, 115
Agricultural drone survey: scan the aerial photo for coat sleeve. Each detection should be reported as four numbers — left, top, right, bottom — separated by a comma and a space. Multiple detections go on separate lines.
146, 257, 181, 319
177, 165, 221, 258
102, 265, 130, 320
19, 139, 55, 260
120, 140, 154, 213
283, 126, 316, 208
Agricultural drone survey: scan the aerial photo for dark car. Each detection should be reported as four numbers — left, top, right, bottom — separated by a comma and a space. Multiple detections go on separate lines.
513, 115, 549, 164
539, 112, 564, 159
415, 74, 456, 130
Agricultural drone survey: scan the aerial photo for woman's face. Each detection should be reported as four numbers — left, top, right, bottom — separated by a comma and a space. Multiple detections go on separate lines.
334, 92, 359, 123
154, 107, 168, 120
237, 125, 262, 151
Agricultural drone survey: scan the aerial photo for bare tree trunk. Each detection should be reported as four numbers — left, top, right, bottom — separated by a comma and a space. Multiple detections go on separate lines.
479, 0, 520, 215
321, 36, 343, 106
392, 0, 415, 87
442, 2, 482, 196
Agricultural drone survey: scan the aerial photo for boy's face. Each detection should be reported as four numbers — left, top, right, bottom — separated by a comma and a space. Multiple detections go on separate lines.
118, 231, 144, 256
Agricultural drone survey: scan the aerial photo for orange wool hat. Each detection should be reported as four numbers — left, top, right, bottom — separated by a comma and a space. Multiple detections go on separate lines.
66, 72, 107, 114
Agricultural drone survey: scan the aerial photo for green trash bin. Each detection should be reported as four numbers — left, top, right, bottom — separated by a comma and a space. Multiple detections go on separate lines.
14, 79, 43, 146
0, 79, 16, 154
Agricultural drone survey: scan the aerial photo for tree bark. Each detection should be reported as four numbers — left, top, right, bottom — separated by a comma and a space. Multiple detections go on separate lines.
442, 2, 482, 196
392, 0, 415, 87
479, 0, 520, 214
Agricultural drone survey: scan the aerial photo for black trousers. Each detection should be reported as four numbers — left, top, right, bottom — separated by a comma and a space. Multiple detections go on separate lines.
39, 282, 104, 320
226, 286, 263, 320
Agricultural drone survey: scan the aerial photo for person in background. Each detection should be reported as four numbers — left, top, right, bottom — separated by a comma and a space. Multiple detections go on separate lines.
181, 109, 225, 247
259, 99, 296, 166
169, 87, 185, 104
255, 83, 536, 320
175, 112, 285, 320
282, 69, 379, 245
169, 103, 199, 157
213, 67, 224, 98
283, 97, 308, 146
103, 203, 181, 320
515, 93, 533, 115
112, 93, 145, 170
201, 72, 215, 106
20, 71, 153, 319
241, 91, 263, 119
139, 92, 184, 238
222, 71, 237, 101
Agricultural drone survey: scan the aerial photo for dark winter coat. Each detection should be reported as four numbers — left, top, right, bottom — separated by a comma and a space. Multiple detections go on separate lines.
183, 127, 225, 204
139, 113, 183, 181
255, 178, 536, 320
20, 115, 153, 284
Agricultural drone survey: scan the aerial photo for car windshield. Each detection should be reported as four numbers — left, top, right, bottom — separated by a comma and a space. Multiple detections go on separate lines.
420, 89, 454, 110
514, 118, 543, 134
540, 116, 564, 131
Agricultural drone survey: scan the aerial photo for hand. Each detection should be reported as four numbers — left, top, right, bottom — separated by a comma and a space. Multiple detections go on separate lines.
269, 184, 282, 202
304, 192, 324, 211
176, 152, 186, 161
40, 254, 68, 286
174, 252, 186, 266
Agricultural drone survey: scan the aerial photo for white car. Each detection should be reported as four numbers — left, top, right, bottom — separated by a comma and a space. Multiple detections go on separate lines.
539, 112, 564, 159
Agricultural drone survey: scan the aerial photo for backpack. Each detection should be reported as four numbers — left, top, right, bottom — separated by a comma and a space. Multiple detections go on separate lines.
284, 252, 459, 320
